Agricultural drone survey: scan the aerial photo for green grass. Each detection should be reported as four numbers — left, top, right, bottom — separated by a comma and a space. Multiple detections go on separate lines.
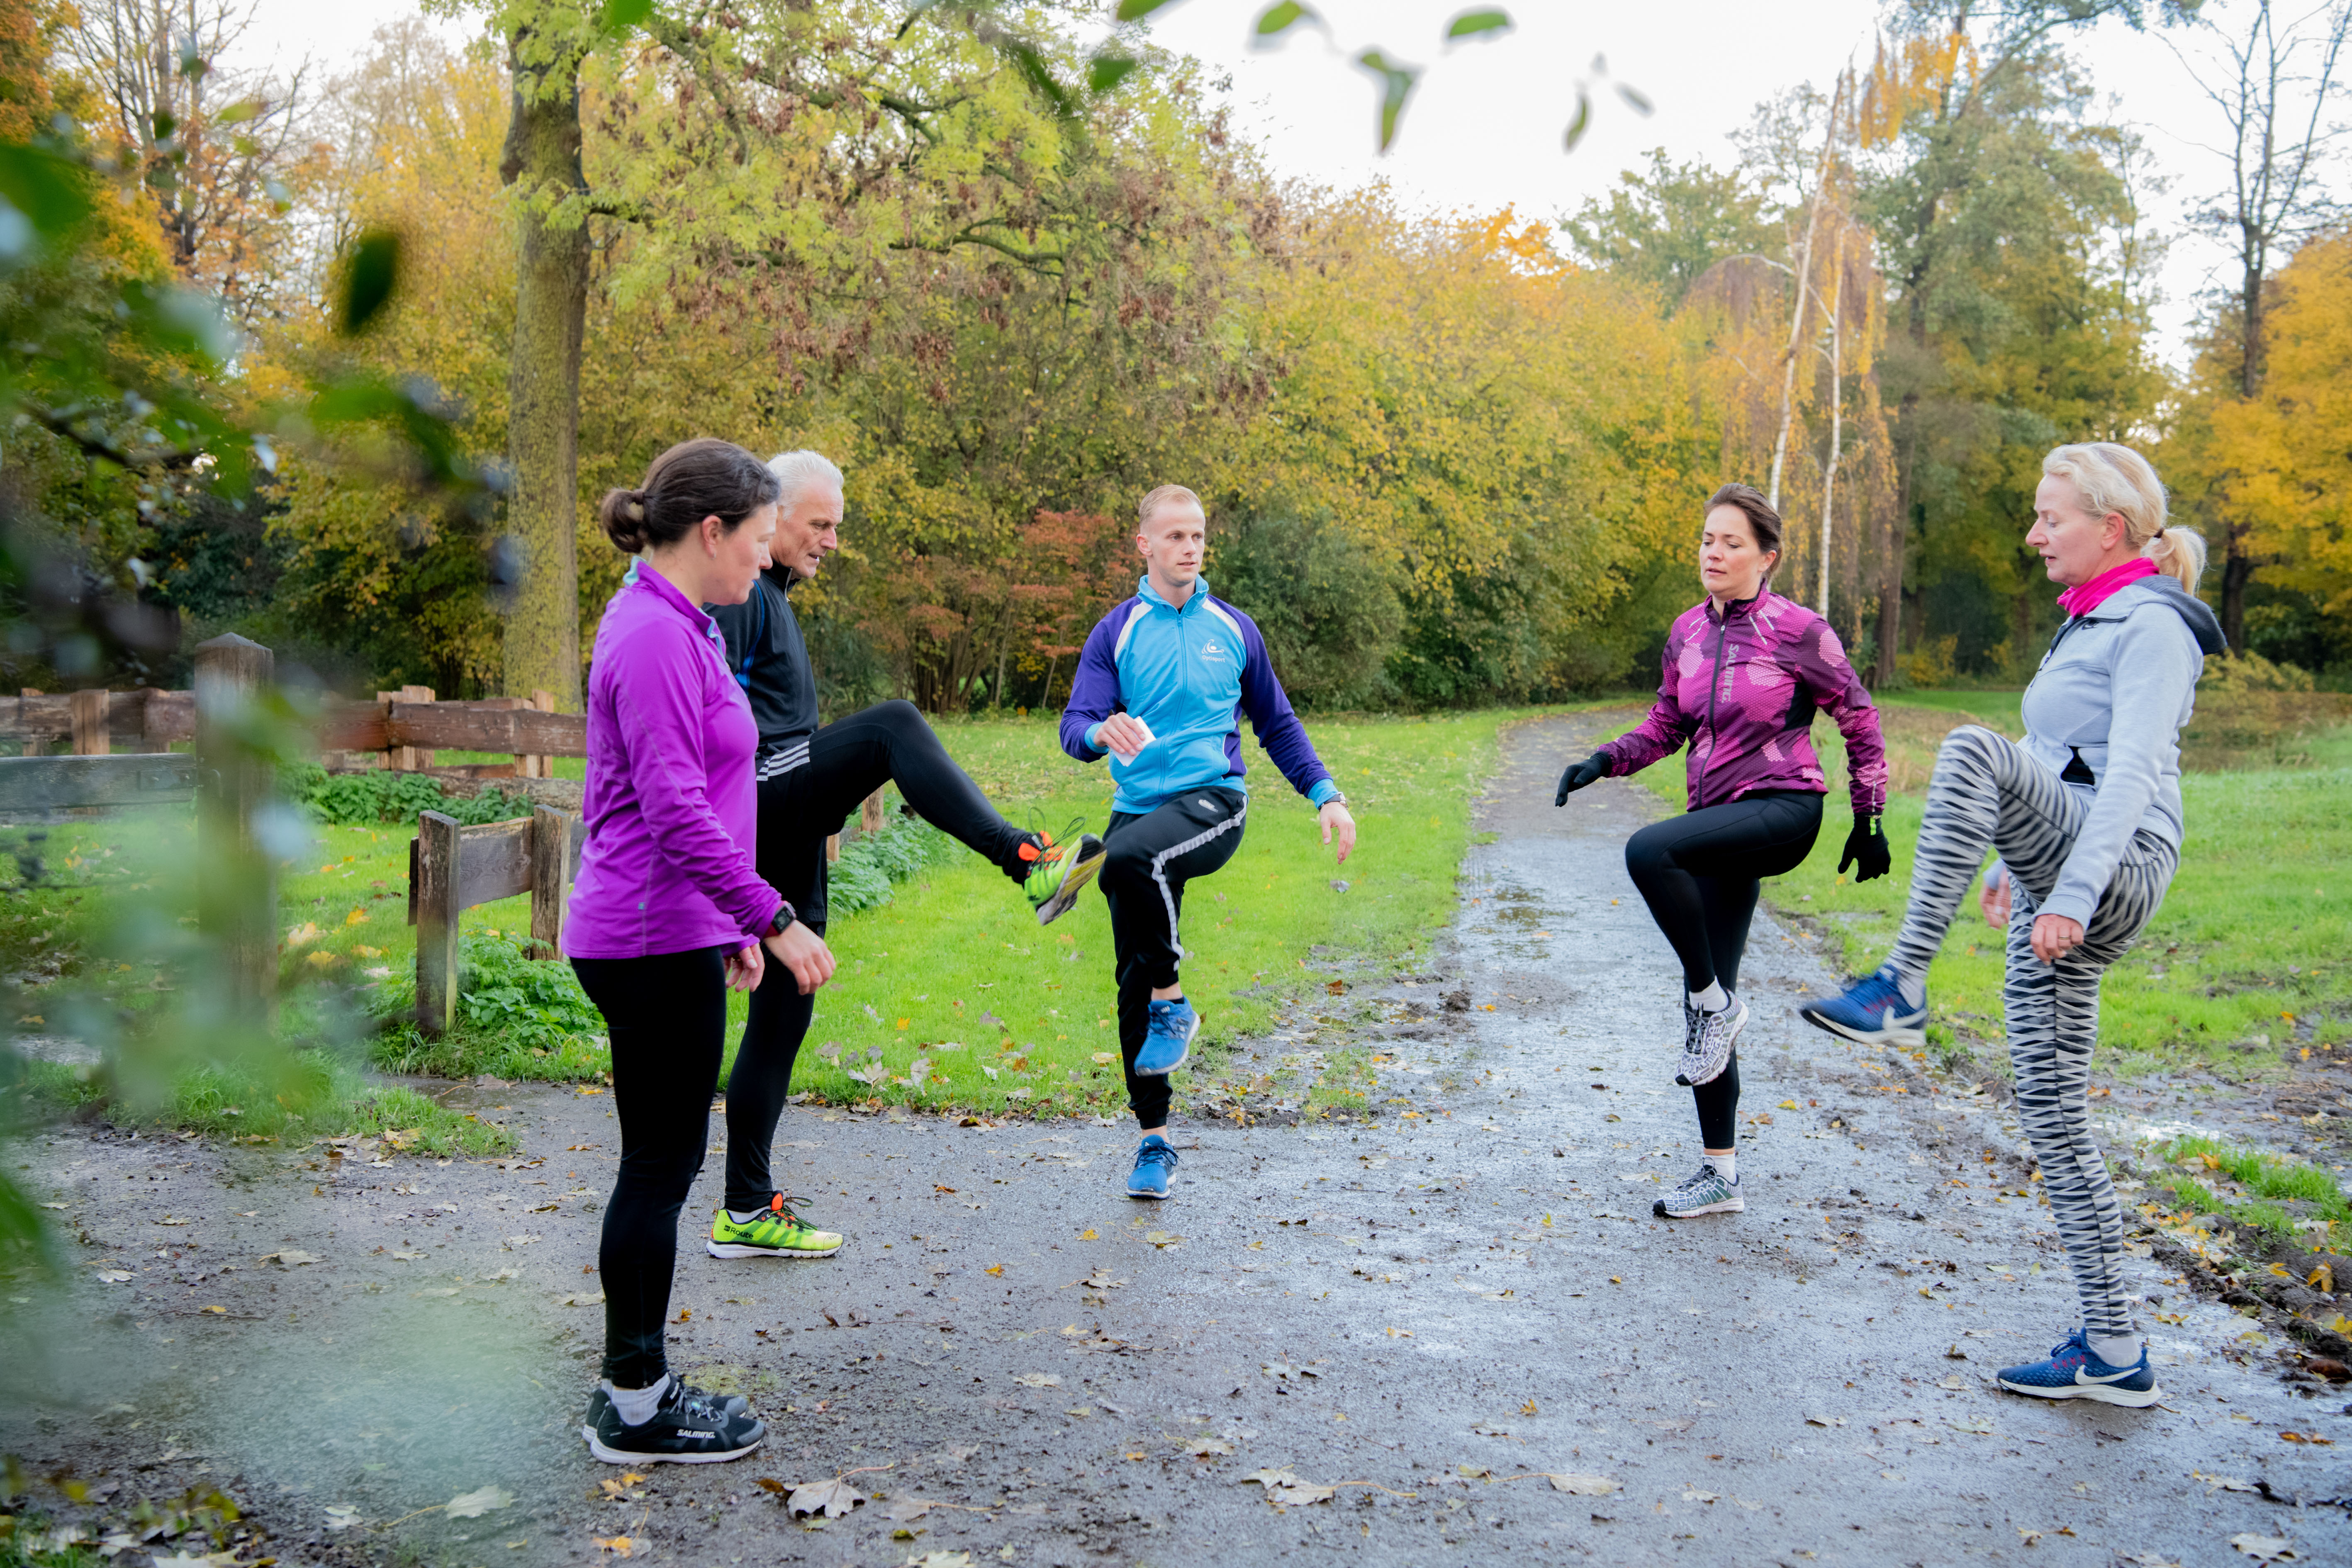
775, 710, 1514, 1114
1608, 696, 2352, 1080
12, 711, 1518, 1123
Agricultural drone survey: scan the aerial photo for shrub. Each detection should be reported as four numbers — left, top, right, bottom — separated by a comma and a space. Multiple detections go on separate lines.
282, 762, 537, 828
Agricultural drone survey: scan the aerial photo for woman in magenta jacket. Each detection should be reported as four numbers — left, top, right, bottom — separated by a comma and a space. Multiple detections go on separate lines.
1554, 483, 1891, 1220
564, 437, 835, 1466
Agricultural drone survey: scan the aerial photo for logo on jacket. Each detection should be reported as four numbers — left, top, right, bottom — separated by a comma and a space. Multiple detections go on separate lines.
1200, 640, 1230, 662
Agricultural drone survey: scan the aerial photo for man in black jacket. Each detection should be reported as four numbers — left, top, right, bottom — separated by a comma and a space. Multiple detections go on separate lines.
700, 450, 1103, 1262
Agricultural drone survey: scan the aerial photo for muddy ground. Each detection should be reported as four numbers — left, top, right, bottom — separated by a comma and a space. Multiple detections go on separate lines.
4, 714, 2347, 1567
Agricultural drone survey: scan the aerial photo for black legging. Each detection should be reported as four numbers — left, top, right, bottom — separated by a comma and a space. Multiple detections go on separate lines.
571, 946, 729, 1390
723, 700, 1031, 1211
1624, 790, 1823, 1147
1101, 787, 1249, 1130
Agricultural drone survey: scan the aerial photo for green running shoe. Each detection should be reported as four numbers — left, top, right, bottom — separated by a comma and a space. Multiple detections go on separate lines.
1022, 825, 1106, 927
706, 1195, 843, 1260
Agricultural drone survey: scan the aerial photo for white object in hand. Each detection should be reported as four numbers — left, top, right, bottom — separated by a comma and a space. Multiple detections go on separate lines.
1128, 717, 1155, 749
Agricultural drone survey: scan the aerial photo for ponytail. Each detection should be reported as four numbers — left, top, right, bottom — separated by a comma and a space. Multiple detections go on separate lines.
2144, 523, 2207, 597
597, 438, 780, 557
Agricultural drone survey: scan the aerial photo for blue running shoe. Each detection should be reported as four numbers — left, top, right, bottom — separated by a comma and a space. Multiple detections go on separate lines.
1798, 966, 1928, 1048
1126, 1134, 1179, 1199
1133, 998, 1199, 1076
1996, 1330, 2162, 1407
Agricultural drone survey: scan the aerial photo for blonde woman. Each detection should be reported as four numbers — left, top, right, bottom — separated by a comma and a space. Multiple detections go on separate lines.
1800, 442, 2221, 1407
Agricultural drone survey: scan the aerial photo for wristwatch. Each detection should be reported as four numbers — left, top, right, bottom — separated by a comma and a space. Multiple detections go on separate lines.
768, 902, 796, 937
1322, 790, 1348, 807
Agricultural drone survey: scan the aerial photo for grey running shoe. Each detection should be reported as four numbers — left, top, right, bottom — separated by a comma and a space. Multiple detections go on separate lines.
1653, 1162, 1743, 1219
1676, 994, 1746, 1087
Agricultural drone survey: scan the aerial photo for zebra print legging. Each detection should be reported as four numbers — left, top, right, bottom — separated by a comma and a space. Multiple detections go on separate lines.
1888, 726, 2178, 1341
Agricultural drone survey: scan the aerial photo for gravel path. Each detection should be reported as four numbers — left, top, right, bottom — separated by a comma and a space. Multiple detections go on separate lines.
4, 713, 2346, 1566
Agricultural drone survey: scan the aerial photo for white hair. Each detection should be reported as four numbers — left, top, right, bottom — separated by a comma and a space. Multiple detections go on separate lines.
2042, 441, 2205, 596
767, 450, 843, 513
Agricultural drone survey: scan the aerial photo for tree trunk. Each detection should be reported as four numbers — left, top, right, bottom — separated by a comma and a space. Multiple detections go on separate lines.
2220, 526, 2254, 654
1817, 229, 1846, 618
499, 27, 589, 711
1878, 396, 1916, 688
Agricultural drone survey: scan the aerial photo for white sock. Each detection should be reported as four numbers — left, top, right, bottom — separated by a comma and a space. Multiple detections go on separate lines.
1689, 980, 1727, 1013
1706, 1150, 1737, 1183
603, 1374, 670, 1427
1890, 968, 1925, 1009
2087, 1332, 2140, 1367
727, 1208, 766, 1225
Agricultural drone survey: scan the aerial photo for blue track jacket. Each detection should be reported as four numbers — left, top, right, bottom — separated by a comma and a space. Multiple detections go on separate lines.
1059, 575, 1338, 816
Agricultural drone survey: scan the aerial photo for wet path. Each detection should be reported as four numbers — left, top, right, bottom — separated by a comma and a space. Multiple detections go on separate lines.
4, 715, 2346, 1566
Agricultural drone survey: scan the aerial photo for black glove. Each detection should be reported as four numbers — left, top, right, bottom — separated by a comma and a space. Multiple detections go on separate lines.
1554, 753, 1610, 807
1839, 811, 1892, 881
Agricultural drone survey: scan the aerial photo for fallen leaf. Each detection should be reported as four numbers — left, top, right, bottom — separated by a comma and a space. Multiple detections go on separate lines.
985, 1264, 1004, 1277
1240, 1468, 1336, 1506
1804, 1415, 1847, 1428
755, 1477, 786, 1495
322, 1505, 362, 1530
95, 1269, 132, 1283
1013, 1373, 1061, 1388
885, 1496, 937, 1522
2116, 1554, 2182, 1568
1682, 1489, 1719, 1503
1521, 1399, 1539, 1416
1936, 1375, 1966, 1390
1545, 1473, 1620, 1495
904, 1553, 973, 1568
1184, 1437, 1234, 1456
1947, 1417, 1996, 1435
446, 1484, 514, 1519
1077, 1228, 1098, 1240
2229, 1536, 2296, 1563
786, 1476, 868, 1519
593, 1534, 634, 1556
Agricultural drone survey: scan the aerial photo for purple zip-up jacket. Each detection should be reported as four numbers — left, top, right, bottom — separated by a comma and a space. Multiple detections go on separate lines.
1600, 592, 1888, 815
562, 561, 784, 960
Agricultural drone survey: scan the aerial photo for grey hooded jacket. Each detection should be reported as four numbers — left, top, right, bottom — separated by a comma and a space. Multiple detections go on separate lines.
2016, 574, 2226, 928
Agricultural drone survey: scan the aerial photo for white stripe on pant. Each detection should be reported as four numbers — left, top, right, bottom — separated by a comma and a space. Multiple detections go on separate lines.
1888, 725, 2177, 1342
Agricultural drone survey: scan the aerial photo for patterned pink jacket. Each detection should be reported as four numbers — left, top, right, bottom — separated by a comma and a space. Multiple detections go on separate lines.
1600, 592, 1888, 816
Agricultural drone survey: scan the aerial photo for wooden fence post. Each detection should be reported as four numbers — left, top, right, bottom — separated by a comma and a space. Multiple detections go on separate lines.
70, 689, 109, 755
516, 689, 555, 778
528, 805, 570, 958
392, 684, 436, 770
194, 635, 276, 1026
414, 809, 460, 1034
19, 689, 40, 756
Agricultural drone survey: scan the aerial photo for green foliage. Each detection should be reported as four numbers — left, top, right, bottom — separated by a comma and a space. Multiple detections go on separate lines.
280, 761, 536, 828
826, 814, 957, 919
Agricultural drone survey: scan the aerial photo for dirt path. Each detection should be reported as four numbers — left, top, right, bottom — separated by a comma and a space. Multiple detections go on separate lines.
5, 714, 2346, 1566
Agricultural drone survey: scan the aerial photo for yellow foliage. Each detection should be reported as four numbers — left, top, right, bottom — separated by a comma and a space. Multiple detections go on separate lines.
2208, 233, 2352, 618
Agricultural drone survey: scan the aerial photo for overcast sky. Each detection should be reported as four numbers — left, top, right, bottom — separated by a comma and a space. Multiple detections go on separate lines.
231, 0, 2284, 368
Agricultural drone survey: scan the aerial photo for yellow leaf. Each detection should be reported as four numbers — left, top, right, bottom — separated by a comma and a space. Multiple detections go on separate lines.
1522, 1399, 1538, 1415
345, 908, 368, 925
986, 1264, 1004, 1276
1078, 1229, 1098, 1240
1779, 1100, 1798, 1110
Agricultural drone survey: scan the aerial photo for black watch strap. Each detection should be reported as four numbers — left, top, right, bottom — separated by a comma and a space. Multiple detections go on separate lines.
769, 903, 795, 937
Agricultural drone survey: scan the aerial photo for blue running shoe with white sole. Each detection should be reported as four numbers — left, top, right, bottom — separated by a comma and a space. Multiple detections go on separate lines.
1126, 1134, 1179, 1199
1996, 1330, 2162, 1407
1133, 998, 1198, 1076
1799, 966, 1928, 1048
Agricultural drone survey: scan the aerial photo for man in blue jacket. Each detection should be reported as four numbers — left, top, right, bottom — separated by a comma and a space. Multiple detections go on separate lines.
1062, 485, 1358, 1199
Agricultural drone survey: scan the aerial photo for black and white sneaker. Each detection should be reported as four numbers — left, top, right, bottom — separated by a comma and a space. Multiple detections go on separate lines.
582, 1380, 764, 1465
1653, 1162, 1743, 1218
1675, 995, 1746, 1087
588, 1382, 749, 1424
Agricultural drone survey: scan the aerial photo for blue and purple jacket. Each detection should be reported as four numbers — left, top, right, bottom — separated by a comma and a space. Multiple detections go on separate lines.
1060, 575, 1338, 816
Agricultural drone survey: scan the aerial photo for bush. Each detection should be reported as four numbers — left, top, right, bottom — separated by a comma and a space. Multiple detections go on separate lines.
826, 814, 954, 917
282, 762, 537, 828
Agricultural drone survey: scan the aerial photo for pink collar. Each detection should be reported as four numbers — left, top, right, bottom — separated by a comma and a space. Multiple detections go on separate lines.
2057, 556, 2156, 618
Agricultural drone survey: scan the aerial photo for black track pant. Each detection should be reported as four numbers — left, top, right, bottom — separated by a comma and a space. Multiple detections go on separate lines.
571, 946, 728, 1390
1101, 786, 1249, 1130
1624, 790, 1824, 1149
723, 700, 1031, 1211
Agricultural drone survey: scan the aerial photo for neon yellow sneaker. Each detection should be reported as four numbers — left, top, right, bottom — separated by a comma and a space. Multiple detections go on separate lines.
706, 1195, 843, 1260
1022, 825, 1105, 926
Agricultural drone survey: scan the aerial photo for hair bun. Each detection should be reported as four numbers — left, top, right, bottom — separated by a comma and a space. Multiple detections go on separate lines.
626, 498, 646, 521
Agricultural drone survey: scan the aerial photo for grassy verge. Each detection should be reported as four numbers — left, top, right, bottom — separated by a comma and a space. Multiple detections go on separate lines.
1608, 695, 2352, 1081
11, 711, 1515, 1127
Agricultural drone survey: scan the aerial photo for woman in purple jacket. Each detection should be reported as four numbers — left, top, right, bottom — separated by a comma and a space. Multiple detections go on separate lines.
1555, 484, 1892, 1219
565, 437, 836, 1465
